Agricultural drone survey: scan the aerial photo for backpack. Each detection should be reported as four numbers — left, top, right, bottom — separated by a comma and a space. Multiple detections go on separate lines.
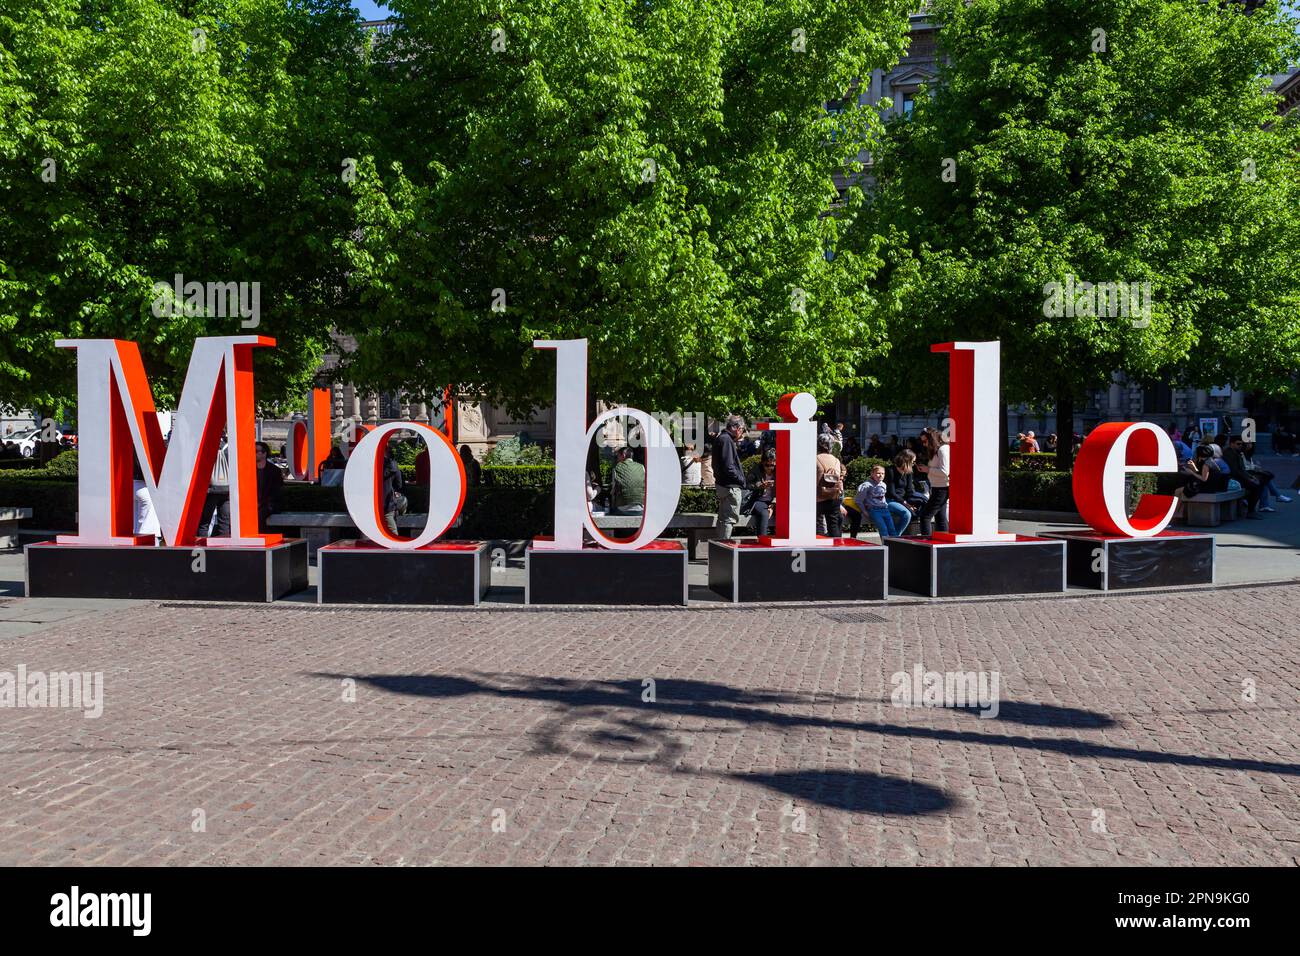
816, 459, 843, 502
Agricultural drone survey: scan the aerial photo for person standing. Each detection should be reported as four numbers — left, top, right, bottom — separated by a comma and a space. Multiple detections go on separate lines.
815, 433, 845, 538
712, 416, 747, 538
255, 441, 284, 533
380, 444, 406, 535
744, 448, 778, 537
680, 443, 702, 486
916, 430, 950, 536
458, 444, 482, 486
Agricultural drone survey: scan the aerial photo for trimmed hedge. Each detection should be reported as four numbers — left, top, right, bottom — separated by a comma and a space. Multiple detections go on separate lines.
677, 485, 717, 513
999, 470, 1075, 511
845, 456, 892, 487
44, 449, 78, 477
0, 478, 77, 528
0, 458, 39, 471
1007, 452, 1066, 472
481, 465, 555, 488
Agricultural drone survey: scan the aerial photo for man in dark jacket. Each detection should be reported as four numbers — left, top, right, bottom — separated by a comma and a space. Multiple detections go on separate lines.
254, 441, 284, 533
712, 416, 747, 539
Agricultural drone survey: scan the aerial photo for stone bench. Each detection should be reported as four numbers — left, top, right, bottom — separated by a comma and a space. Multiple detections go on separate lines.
0, 507, 33, 550
593, 512, 718, 554
267, 511, 725, 559
1176, 489, 1245, 527
267, 511, 458, 558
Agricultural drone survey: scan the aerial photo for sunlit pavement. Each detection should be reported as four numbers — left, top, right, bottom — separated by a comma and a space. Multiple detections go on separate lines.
0, 573, 1297, 865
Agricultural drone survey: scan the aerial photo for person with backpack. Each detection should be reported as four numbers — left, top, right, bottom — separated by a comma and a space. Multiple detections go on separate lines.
815, 433, 845, 538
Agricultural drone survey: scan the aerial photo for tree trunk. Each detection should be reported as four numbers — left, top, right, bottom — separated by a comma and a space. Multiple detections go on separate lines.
1054, 391, 1075, 471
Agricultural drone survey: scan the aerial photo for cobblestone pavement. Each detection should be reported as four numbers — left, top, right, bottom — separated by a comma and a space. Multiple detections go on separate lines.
1, 582, 1298, 866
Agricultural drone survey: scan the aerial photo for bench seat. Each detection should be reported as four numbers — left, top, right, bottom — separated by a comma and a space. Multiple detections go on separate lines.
1175, 490, 1244, 527
0, 507, 33, 550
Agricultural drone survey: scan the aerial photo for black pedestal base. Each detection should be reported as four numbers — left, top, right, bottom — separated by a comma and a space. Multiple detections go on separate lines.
708, 539, 887, 603
526, 541, 687, 606
24, 539, 308, 602
881, 535, 1066, 597
317, 539, 490, 605
1041, 530, 1215, 590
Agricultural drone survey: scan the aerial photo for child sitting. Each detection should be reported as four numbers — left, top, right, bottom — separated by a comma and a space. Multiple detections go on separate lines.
855, 465, 900, 537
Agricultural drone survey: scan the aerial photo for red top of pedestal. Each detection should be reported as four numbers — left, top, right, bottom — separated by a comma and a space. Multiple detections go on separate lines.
529, 537, 684, 551
722, 538, 880, 550
320, 539, 483, 552
894, 534, 1058, 547
1044, 529, 1208, 542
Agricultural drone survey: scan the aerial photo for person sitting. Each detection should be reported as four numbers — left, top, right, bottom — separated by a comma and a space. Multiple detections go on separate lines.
743, 448, 778, 537
609, 446, 646, 516
885, 449, 922, 535
586, 469, 606, 515
1168, 427, 1192, 465
856, 463, 909, 538
1019, 430, 1041, 453
1043, 433, 1058, 454
1222, 435, 1263, 516
1180, 446, 1257, 520
318, 445, 347, 485
1242, 441, 1290, 510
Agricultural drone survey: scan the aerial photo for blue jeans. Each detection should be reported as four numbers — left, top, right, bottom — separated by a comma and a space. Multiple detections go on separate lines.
869, 502, 912, 537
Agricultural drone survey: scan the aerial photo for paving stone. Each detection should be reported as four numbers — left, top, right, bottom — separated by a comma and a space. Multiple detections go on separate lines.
0, 583, 1297, 864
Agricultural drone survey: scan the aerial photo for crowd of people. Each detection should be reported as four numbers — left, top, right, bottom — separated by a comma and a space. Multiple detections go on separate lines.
123, 413, 1295, 540
1167, 425, 1291, 518
696, 417, 959, 540
683, 415, 1296, 540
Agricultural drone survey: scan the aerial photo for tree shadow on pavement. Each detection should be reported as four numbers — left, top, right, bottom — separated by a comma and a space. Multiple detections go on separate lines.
310, 670, 1300, 810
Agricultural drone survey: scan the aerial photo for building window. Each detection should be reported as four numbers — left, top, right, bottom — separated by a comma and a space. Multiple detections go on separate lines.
902, 96, 915, 117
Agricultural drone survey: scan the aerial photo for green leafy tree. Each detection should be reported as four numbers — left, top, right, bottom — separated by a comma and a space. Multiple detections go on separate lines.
0, 0, 368, 416
339, 0, 914, 419
852, 0, 1300, 467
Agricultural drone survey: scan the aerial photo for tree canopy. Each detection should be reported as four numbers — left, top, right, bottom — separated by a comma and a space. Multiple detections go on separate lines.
0, 0, 368, 414
851, 0, 1300, 460
338, 0, 913, 418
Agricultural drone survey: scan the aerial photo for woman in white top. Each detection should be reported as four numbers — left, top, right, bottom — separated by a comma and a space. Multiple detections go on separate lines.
915, 429, 950, 536
680, 443, 702, 485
